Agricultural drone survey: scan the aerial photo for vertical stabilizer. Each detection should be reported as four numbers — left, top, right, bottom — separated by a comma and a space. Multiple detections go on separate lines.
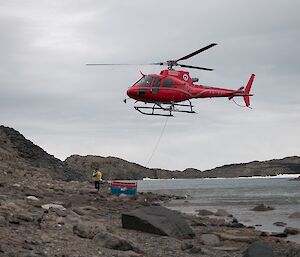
243, 74, 255, 107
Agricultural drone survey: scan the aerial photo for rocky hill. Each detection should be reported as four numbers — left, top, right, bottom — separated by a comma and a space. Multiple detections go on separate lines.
0, 125, 84, 181
1, 125, 300, 181
201, 157, 300, 178
64, 155, 203, 180
65, 154, 300, 180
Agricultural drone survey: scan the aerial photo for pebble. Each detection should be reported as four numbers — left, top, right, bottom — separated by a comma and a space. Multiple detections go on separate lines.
41, 204, 66, 211
26, 196, 39, 201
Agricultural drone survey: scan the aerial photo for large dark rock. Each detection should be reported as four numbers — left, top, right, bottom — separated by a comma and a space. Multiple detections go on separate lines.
243, 241, 274, 257
122, 206, 194, 239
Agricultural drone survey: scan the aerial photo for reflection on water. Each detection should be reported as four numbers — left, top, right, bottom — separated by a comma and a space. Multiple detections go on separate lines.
137, 176, 300, 244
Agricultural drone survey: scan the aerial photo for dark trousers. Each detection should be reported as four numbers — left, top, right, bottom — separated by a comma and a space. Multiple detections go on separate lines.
94, 181, 100, 191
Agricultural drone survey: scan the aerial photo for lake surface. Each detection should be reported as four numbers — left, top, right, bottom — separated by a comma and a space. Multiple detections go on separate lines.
137, 175, 300, 243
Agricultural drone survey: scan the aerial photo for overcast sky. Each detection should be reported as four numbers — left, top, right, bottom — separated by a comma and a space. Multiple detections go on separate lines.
1, 0, 300, 171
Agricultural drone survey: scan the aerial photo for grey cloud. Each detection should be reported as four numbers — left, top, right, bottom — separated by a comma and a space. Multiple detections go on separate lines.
0, 0, 299, 170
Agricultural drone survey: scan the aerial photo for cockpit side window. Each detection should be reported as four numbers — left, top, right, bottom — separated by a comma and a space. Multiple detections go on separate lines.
152, 77, 161, 87
162, 78, 173, 87
135, 75, 153, 87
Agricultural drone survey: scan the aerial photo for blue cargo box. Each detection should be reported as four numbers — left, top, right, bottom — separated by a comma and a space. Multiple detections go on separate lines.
111, 181, 137, 196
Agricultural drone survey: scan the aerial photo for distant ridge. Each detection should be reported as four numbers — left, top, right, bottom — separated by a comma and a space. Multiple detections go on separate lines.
64, 154, 203, 180
200, 156, 300, 178
1, 125, 299, 180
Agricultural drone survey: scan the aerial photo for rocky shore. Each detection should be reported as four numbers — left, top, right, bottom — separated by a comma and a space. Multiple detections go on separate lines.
0, 172, 299, 257
1, 126, 300, 256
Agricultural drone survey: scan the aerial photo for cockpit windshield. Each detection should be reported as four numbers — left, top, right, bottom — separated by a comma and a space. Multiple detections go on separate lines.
134, 75, 153, 87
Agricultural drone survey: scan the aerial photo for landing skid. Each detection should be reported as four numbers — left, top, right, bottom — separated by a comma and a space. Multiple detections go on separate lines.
134, 101, 196, 117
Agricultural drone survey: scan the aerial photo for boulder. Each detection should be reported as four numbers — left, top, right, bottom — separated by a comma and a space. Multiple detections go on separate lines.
273, 221, 287, 227
13, 213, 34, 222
122, 206, 194, 239
53, 208, 67, 217
189, 246, 203, 254
93, 231, 142, 253
270, 232, 287, 238
284, 227, 300, 235
229, 218, 245, 228
251, 204, 274, 211
72, 206, 98, 216
197, 209, 214, 216
0, 215, 7, 227
41, 204, 66, 211
243, 241, 274, 257
181, 241, 194, 251
200, 234, 220, 246
7, 213, 34, 224
289, 212, 300, 219
73, 221, 104, 239
215, 232, 255, 243
215, 209, 230, 217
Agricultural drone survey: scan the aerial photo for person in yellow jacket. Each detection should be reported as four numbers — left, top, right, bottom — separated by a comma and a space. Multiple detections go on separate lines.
92, 168, 102, 191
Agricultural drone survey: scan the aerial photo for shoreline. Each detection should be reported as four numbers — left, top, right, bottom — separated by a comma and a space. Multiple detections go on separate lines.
139, 176, 300, 246
0, 173, 299, 257
164, 200, 300, 245
142, 173, 300, 180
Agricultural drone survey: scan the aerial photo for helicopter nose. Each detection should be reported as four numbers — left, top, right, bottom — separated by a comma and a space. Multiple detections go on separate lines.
127, 87, 135, 98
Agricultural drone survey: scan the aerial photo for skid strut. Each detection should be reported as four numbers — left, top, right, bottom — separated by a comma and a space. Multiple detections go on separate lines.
134, 100, 196, 116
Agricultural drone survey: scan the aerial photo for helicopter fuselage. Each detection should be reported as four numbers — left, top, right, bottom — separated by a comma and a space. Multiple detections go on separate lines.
127, 69, 250, 104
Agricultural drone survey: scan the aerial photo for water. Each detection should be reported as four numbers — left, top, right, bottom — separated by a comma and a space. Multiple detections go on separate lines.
137, 176, 300, 243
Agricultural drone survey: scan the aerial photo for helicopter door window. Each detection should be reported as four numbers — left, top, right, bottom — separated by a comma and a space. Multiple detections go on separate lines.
151, 77, 160, 94
152, 77, 161, 87
163, 78, 173, 87
135, 75, 153, 87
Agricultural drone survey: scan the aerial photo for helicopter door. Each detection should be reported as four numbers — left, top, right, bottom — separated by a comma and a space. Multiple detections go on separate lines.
151, 77, 161, 94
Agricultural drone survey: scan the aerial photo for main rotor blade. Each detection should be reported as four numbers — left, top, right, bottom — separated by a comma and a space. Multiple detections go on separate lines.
86, 63, 164, 66
178, 64, 214, 71
176, 43, 217, 62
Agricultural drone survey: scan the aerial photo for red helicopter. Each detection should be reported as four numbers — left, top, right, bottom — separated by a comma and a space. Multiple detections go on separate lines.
87, 43, 255, 116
